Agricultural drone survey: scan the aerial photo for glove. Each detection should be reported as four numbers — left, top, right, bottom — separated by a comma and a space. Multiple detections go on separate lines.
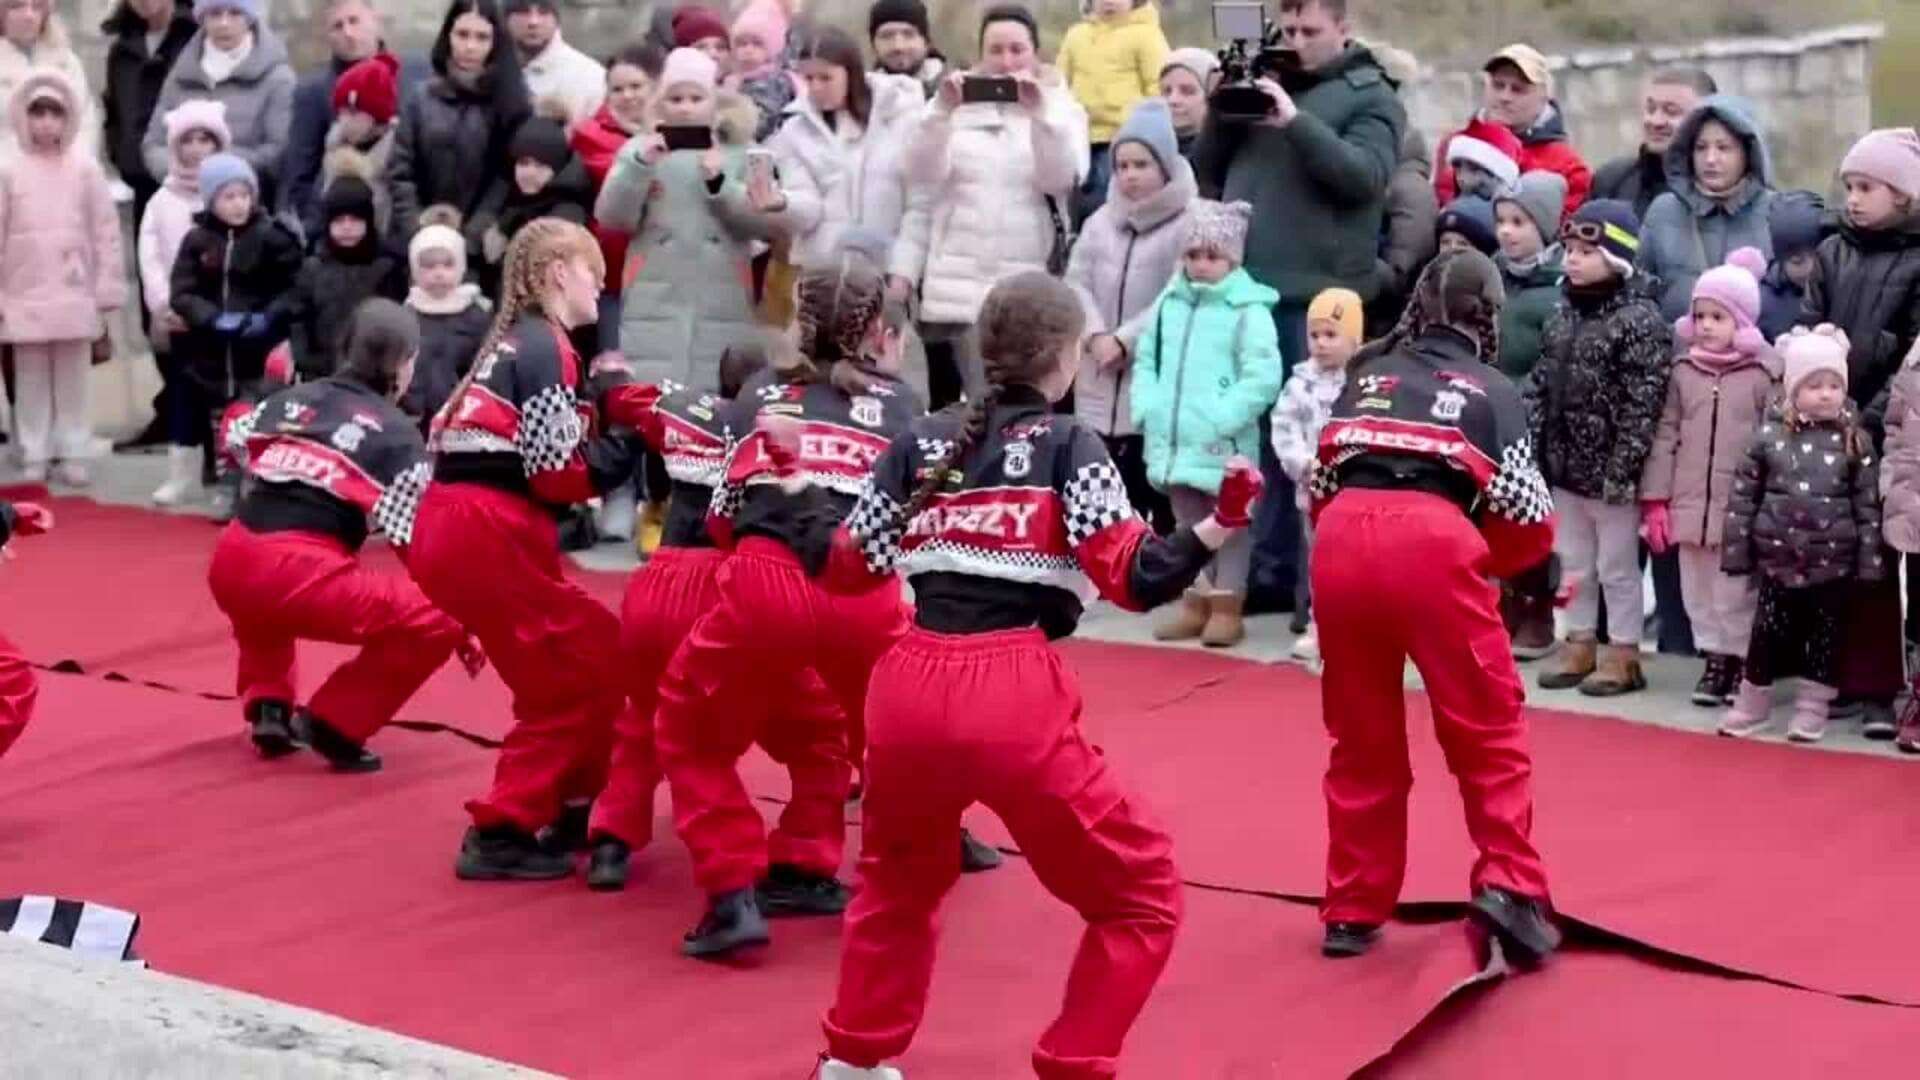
1212, 455, 1263, 529
212, 312, 246, 336
241, 313, 274, 339
1640, 500, 1672, 554
455, 635, 487, 678
757, 413, 803, 481
10, 502, 52, 536
263, 342, 295, 386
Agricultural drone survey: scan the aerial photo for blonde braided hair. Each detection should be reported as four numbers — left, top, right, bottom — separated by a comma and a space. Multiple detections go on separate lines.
451, 218, 604, 404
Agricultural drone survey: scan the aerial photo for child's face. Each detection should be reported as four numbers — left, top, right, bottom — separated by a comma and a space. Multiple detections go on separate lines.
1158, 67, 1207, 134
24, 102, 64, 151
1452, 159, 1495, 197
1690, 298, 1736, 352
692, 35, 731, 74
1095, 0, 1130, 18
731, 30, 769, 73
1844, 174, 1907, 231
1111, 142, 1165, 201
329, 214, 368, 249
212, 183, 254, 226
415, 249, 460, 295
1308, 320, 1357, 370
1562, 238, 1614, 287
1795, 370, 1846, 422
1784, 250, 1817, 288
1494, 202, 1543, 261
178, 128, 218, 170
1436, 231, 1475, 256
515, 157, 555, 195
338, 108, 378, 145
1184, 246, 1232, 284
658, 83, 714, 127
201, 6, 250, 51
606, 62, 654, 128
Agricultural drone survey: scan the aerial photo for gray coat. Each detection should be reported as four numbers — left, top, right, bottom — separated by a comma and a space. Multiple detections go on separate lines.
1636, 96, 1776, 322
140, 28, 294, 191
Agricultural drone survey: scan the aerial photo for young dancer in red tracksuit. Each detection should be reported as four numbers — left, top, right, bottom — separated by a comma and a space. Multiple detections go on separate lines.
0, 499, 53, 762
765, 272, 1261, 1080
1308, 249, 1561, 966
208, 299, 473, 772
403, 219, 639, 881
651, 255, 923, 958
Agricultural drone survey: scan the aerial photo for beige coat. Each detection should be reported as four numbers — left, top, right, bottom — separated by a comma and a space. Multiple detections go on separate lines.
1638, 348, 1780, 548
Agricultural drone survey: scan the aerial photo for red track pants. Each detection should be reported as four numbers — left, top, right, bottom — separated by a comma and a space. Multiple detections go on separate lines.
0, 631, 34, 760
824, 628, 1182, 1080
408, 483, 624, 832
1311, 489, 1550, 925
654, 537, 906, 895
589, 546, 851, 852
207, 524, 464, 742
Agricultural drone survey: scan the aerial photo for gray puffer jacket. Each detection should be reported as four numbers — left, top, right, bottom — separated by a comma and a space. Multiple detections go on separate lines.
1636, 96, 1776, 322
140, 27, 294, 190
1722, 406, 1885, 587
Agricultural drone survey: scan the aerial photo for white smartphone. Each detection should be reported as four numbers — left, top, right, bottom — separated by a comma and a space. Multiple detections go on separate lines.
745, 149, 777, 192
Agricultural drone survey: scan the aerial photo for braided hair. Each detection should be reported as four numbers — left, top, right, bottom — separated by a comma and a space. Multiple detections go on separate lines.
781, 250, 889, 397
1355, 248, 1505, 367
455, 218, 604, 400
901, 271, 1085, 520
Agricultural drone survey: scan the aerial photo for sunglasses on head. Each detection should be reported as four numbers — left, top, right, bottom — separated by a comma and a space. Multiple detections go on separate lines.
1561, 219, 1640, 254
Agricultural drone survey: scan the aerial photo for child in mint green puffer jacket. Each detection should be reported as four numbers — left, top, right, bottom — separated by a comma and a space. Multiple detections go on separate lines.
1130, 199, 1283, 646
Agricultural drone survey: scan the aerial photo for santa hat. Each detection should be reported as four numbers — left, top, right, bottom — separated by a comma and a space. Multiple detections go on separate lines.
1679, 247, 1769, 355
661, 46, 719, 94
1778, 324, 1851, 402
332, 53, 399, 126
1447, 134, 1520, 190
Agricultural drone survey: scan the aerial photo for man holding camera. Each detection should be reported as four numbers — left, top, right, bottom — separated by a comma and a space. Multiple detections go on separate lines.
1191, 0, 1405, 616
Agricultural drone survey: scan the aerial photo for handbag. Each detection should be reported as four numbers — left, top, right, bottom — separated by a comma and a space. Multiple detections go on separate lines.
1044, 194, 1074, 277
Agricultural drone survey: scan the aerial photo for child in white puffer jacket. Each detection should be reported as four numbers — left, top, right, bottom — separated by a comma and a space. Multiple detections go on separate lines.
1271, 288, 1362, 659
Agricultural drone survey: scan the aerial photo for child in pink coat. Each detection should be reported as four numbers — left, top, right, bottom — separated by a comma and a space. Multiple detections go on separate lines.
0, 70, 125, 487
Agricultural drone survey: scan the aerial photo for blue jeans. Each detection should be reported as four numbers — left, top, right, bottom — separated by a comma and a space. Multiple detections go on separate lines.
1248, 302, 1307, 613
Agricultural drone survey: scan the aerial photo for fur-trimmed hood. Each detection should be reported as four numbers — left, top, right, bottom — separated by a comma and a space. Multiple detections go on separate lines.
8, 68, 79, 155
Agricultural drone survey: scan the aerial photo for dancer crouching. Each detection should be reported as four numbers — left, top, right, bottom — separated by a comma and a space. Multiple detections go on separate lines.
405, 220, 637, 880
787, 272, 1261, 1080
207, 299, 473, 772
1310, 250, 1560, 965
0, 499, 53, 762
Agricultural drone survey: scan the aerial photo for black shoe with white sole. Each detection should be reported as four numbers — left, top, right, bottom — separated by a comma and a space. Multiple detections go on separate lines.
246, 699, 299, 759
960, 829, 1003, 873
455, 825, 575, 881
1321, 922, 1380, 958
1470, 886, 1560, 970
585, 836, 631, 892
292, 710, 381, 773
755, 864, 851, 917
683, 888, 771, 958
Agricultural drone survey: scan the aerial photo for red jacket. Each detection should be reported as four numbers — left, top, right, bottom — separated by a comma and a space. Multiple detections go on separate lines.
1434, 109, 1590, 219
571, 104, 640, 293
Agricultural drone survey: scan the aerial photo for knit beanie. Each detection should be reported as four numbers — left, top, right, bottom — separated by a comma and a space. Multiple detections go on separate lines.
1769, 191, 1828, 257
508, 117, 572, 170
197, 152, 257, 203
1437, 196, 1499, 256
1839, 128, 1920, 203
1160, 47, 1220, 85
1111, 98, 1179, 179
1308, 288, 1364, 344
672, 5, 730, 47
1182, 199, 1252, 265
1565, 199, 1641, 278
661, 46, 719, 94
731, 0, 790, 52
322, 174, 376, 224
869, 0, 931, 40
1494, 170, 1568, 242
1779, 324, 1851, 401
194, 0, 262, 26
409, 223, 469, 279
1679, 247, 1769, 356
163, 98, 231, 162
332, 53, 399, 126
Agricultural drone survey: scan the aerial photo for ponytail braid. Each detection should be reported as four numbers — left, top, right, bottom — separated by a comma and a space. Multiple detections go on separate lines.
447, 218, 603, 403
783, 251, 888, 394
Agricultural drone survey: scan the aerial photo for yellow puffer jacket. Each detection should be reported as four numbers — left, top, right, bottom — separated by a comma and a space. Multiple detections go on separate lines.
1058, 3, 1170, 143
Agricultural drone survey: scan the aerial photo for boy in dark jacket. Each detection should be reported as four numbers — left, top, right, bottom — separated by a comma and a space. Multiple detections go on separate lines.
401, 222, 490, 433
288, 175, 407, 380
1528, 200, 1672, 696
479, 117, 591, 293
1758, 191, 1826, 344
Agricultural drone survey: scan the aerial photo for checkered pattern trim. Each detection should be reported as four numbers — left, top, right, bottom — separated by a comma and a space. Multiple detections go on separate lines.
226, 402, 266, 466
845, 479, 908, 575
516, 383, 584, 478
916, 437, 956, 460
1485, 437, 1553, 525
708, 441, 746, 523
662, 452, 723, 489
903, 541, 1097, 603
431, 427, 516, 455
1061, 460, 1133, 547
371, 460, 431, 546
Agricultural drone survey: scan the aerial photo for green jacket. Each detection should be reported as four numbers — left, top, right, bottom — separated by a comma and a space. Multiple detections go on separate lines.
1497, 246, 1565, 379
1131, 267, 1284, 495
1193, 44, 1405, 306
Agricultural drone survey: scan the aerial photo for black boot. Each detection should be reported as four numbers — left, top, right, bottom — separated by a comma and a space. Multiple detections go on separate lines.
1470, 887, 1560, 970
959, 829, 1003, 873
245, 699, 299, 759
1718, 654, 1745, 705
538, 800, 593, 854
455, 825, 576, 881
1321, 922, 1380, 958
1862, 700, 1899, 740
755, 863, 851, 917
585, 835, 631, 892
292, 710, 381, 773
1690, 654, 1726, 707
683, 888, 771, 958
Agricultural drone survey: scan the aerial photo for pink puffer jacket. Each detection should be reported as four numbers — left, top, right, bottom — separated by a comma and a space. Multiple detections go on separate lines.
1638, 347, 1781, 548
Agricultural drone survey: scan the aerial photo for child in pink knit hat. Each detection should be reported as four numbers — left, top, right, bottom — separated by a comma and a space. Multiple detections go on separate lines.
1638, 247, 1780, 709
729, 0, 800, 141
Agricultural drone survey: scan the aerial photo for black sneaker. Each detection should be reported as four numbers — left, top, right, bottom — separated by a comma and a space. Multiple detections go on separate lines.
538, 800, 593, 854
682, 888, 771, 958
246, 699, 299, 759
585, 836, 631, 892
455, 825, 576, 881
1719, 655, 1745, 705
1321, 922, 1380, 958
1470, 887, 1560, 970
1690, 655, 1726, 707
755, 863, 851, 917
1288, 610, 1310, 635
292, 710, 381, 773
1862, 701, 1899, 740
960, 829, 1003, 873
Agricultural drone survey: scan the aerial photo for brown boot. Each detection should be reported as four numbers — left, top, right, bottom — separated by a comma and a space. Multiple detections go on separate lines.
1511, 595, 1558, 662
1154, 590, 1210, 641
1579, 644, 1648, 697
1201, 592, 1246, 648
1537, 633, 1597, 690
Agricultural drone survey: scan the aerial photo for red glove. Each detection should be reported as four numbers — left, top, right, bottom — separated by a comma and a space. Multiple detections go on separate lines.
10, 502, 52, 536
1640, 500, 1672, 555
758, 414, 803, 481
455, 635, 487, 678
263, 342, 294, 386
1213, 456, 1263, 529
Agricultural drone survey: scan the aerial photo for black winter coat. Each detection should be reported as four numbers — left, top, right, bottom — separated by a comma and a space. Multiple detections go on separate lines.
402, 302, 491, 433
1798, 214, 1920, 441
1722, 408, 1885, 587
388, 75, 530, 248
1527, 275, 1673, 504
168, 210, 305, 398
287, 238, 408, 379
100, 2, 198, 190
1590, 147, 1671, 220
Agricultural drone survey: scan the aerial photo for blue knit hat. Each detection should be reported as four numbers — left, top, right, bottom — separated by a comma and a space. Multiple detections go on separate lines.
1112, 98, 1179, 179
1769, 191, 1828, 258
197, 152, 258, 204
194, 0, 263, 26
1437, 196, 1499, 256
1565, 198, 1641, 277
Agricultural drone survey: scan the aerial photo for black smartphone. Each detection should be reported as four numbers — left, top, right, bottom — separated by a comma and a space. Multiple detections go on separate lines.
660, 124, 714, 152
961, 76, 1019, 104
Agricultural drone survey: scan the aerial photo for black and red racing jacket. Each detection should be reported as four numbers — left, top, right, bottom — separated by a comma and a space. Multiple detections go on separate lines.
601, 379, 734, 549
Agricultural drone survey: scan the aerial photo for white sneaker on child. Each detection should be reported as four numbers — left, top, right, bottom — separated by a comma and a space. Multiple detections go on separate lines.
55, 461, 90, 487
1291, 625, 1320, 662
818, 1060, 904, 1080
153, 446, 198, 506
20, 462, 48, 485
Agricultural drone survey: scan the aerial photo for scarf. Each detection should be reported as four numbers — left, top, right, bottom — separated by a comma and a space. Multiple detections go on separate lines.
1685, 342, 1752, 374
407, 283, 487, 316
201, 34, 254, 86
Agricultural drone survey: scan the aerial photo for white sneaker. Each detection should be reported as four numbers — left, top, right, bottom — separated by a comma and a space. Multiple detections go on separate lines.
55, 461, 90, 487
1291, 625, 1320, 662
595, 486, 637, 542
20, 462, 48, 484
153, 446, 198, 506
819, 1060, 904, 1080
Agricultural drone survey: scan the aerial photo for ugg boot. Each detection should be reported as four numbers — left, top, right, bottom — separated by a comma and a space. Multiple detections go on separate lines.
818, 1060, 904, 1080
635, 499, 667, 557
1201, 591, 1247, 648
1579, 644, 1647, 697
153, 446, 198, 506
1537, 633, 1597, 689
1717, 680, 1774, 737
1154, 590, 1210, 641
1787, 680, 1838, 743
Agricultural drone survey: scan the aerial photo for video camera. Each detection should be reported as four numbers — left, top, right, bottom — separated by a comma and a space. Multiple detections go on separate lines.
1210, 2, 1293, 123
